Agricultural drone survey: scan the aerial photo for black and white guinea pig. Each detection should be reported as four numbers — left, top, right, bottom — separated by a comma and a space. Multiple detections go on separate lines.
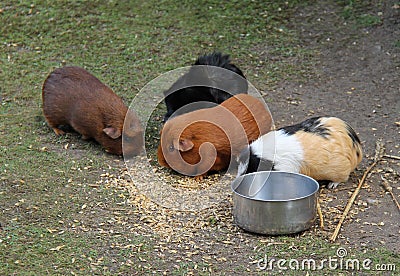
237, 116, 363, 188
163, 52, 248, 122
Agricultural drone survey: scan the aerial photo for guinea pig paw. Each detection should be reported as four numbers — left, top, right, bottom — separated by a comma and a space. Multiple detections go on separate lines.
194, 174, 205, 181
53, 128, 65, 136
327, 182, 340, 189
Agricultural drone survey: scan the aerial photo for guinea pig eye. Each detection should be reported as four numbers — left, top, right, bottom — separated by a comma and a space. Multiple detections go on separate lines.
168, 145, 174, 152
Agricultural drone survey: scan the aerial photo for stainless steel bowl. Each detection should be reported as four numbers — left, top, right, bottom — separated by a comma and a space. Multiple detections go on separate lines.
231, 171, 319, 235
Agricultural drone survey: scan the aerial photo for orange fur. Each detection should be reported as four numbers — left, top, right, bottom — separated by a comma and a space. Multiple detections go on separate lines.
297, 117, 362, 183
158, 94, 272, 177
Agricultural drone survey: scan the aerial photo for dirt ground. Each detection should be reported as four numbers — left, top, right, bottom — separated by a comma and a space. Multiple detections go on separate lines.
120, 1, 400, 273
268, 0, 400, 253
18, 1, 397, 274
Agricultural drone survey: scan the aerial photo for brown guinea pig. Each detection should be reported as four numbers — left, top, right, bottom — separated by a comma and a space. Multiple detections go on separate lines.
42, 66, 143, 156
157, 94, 272, 178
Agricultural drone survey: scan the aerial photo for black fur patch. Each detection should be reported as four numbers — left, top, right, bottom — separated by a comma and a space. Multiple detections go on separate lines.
239, 146, 274, 175
318, 180, 332, 187
345, 122, 361, 146
280, 116, 331, 138
246, 150, 262, 174
163, 52, 247, 122
194, 52, 245, 78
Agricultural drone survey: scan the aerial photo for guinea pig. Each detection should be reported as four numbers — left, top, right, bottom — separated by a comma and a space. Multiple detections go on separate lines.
237, 116, 363, 189
42, 66, 144, 156
158, 94, 272, 179
163, 52, 248, 121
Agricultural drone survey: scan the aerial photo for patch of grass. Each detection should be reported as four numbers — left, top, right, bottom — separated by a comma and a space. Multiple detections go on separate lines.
355, 14, 382, 27
0, 223, 158, 274
339, 0, 383, 27
341, 0, 357, 19
1, 225, 94, 273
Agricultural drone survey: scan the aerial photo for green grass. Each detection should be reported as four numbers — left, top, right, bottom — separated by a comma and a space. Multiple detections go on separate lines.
1, 0, 397, 275
340, 0, 383, 27
1, 223, 157, 274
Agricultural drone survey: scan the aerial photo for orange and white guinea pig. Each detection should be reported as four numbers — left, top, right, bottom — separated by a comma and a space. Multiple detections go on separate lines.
237, 116, 363, 188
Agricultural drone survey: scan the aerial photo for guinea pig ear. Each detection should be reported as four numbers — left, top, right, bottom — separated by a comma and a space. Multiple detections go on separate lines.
178, 138, 194, 152
103, 127, 122, 139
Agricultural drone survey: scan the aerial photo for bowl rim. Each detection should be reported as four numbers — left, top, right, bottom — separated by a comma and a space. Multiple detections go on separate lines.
231, 171, 320, 202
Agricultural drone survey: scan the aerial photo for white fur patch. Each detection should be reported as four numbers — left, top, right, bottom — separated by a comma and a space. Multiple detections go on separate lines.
236, 151, 249, 177
251, 130, 304, 173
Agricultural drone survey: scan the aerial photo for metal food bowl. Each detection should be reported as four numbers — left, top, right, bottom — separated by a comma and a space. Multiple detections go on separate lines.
231, 171, 319, 235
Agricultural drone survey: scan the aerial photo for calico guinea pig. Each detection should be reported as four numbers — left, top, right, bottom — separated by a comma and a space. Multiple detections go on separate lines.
163, 52, 248, 122
42, 66, 143, 156
237, 116, 363, 188
158, 94, 272, 178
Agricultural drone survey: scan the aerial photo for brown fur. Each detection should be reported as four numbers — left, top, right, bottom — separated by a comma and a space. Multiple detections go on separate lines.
297, 117, 363, 183
158, 94, 272, 177
42, 66, 143, 156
